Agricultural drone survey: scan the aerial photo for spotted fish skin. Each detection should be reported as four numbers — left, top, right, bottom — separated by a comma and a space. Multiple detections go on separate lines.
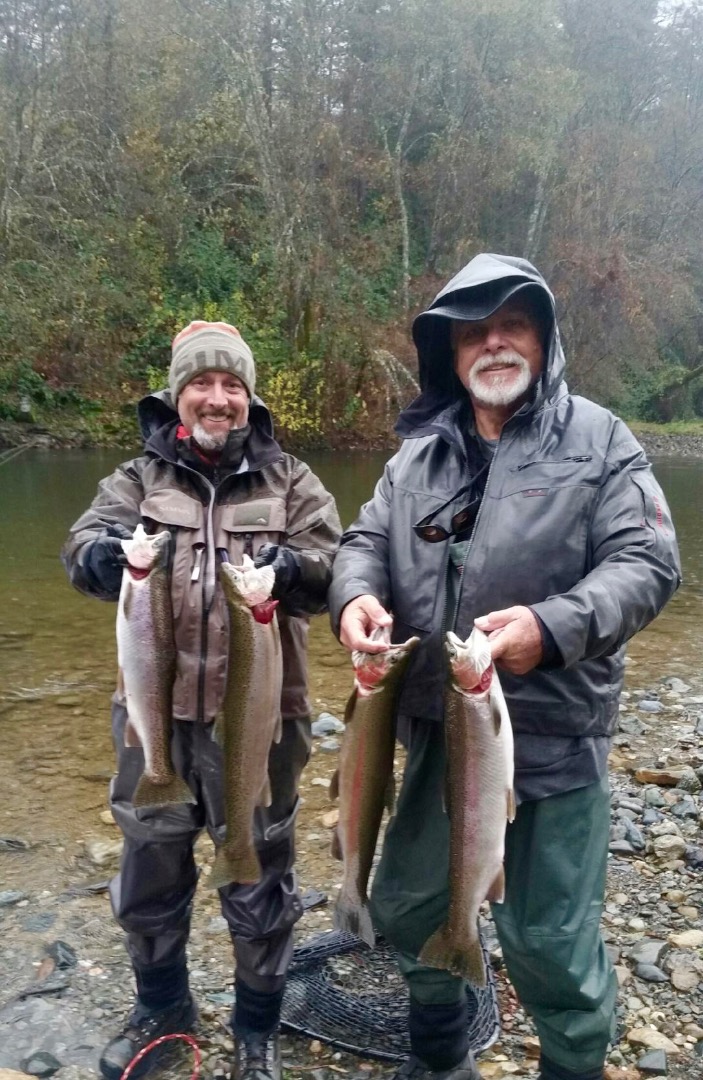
209, 556, 282, 889
117, 524, 195, 809
418, 627, 515, 987
332, 627, 419, 946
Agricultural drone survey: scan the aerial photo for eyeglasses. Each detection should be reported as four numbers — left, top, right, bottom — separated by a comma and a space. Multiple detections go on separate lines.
412, 466, 489, 544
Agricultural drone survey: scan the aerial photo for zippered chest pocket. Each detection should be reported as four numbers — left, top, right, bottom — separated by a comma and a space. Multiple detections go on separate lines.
140, 490, 205, 619
501, 453, 599, 498
217, 499, 287, 561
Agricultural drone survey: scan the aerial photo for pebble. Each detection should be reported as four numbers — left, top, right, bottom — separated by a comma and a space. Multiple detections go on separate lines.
0, 891, 28, 908
311, 713, 344, 737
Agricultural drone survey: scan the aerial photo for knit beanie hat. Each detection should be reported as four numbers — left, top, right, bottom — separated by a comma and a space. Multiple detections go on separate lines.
169, 321, 256, 402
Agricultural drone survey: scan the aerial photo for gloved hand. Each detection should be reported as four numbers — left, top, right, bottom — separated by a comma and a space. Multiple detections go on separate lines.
253, 543, 301, 602
83, 523, 133, 595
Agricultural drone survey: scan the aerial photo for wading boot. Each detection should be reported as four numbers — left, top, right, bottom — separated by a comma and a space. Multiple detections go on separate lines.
233, 1028, 282, 1080
98, 994, 198, 1080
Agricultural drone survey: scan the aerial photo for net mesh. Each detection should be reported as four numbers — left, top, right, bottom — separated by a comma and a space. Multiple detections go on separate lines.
281, 929, 500, 1062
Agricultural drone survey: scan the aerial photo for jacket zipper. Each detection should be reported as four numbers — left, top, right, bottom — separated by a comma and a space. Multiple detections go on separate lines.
452, 443, 501, 631
197, 481, 217, 723
514, 454, 592, 471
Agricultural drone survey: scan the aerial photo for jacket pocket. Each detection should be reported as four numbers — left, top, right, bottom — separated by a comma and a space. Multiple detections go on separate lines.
140, 491, 204, 620
217, 498, 287, 559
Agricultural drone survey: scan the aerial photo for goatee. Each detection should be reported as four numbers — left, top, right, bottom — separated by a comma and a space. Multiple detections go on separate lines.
467, 350, 533, 408
192, 421, 230, 451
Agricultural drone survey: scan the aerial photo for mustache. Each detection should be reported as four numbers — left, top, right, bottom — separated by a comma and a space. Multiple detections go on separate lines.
472, 350, 529, 374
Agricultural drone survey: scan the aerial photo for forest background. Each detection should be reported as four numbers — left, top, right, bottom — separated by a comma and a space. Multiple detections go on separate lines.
2, 0, 703, 448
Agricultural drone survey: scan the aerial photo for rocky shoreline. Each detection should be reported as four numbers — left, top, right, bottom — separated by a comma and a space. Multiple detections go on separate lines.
2, 421, 703, 460
1, 670, 703, 1080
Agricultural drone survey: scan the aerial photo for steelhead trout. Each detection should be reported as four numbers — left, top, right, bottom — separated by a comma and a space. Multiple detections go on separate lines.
418, 627, 515, 986
331, 627, 419, 946
210, 555, 283, 889
117, 524, 195, 809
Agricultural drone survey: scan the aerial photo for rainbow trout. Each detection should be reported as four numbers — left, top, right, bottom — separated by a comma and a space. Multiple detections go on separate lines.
331, 627, 419, 946
418, 627, 515, 986
210, 556, 283, 889
117, 524, 195, 809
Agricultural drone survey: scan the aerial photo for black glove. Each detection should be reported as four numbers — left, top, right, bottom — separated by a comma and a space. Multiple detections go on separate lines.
83, 523, 132, 595
253, 543, 301, 601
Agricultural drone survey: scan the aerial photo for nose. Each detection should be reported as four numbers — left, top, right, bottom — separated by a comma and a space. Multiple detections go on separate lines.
206, 381, 229, 407
484, 325, 507, 353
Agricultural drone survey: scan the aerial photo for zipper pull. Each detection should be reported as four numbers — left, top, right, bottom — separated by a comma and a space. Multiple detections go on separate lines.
191, 545, 204, 582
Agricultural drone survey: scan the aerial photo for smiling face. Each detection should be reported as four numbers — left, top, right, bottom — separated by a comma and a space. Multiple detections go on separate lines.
177, 369, 250, 450
452, 297, 545, 415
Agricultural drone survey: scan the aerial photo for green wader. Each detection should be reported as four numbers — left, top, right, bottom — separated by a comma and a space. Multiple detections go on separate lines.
369, 721, 617, 1073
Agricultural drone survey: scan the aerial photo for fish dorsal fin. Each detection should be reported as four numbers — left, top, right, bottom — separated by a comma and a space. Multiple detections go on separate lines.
507, 788, 517, 823
124, 716, 141, 748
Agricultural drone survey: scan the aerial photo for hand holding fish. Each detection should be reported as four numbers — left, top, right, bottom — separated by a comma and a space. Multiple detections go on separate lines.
474, 605, 543, 674
339, 594, 393, 652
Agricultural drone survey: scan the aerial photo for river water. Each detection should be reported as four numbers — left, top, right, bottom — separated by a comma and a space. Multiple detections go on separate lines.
0, 448, 702, 890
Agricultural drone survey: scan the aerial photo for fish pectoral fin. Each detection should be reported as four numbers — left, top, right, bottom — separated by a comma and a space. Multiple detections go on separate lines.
124, 718, 142, 748
491, 691, 503, 735
329, 769, 339, 801
343, 689, 358, 724
486, 865, 505, 904
273, 711, 283, 744
212, 715, 225, 748
258, 775, 273, 808
117, 667, 124, 696
330, 827, 342, 861
507, 788, 517, 823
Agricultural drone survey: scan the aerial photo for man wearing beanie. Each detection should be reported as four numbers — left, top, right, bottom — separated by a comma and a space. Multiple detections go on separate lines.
62, 320, 342, 1080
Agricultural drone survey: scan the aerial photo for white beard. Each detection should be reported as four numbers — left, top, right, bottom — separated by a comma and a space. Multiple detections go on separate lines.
467, 350, 533, 408
192, 421, 231, 451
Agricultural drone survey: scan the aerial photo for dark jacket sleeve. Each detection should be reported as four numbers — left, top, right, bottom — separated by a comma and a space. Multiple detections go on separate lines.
60, 459, 145, 601
530, 422, 681, 667
328, 460, 394, 636
280, 459, 342, 616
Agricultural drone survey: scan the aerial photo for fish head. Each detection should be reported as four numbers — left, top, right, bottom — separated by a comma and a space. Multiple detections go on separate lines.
120, 525, 170, 580
220, 557, 276, 609
352, 627, 420, 697
445, 628, 493, 694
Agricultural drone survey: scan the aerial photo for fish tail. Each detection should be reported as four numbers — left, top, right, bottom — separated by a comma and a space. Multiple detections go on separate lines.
419, 924, 486, 987
333, 889, 375, 947
132, 772, 195, 809
209, 845, 262, 890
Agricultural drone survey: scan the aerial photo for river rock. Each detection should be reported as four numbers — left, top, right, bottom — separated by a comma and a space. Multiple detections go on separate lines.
626, 1027, 680, 1054
84, 839, 123, 866
671, 967, 700, 991
634, 963, 669, 983
663, 678, 692, 693
636, 767, 687, 786
318, 738, 340, 752
668, 929, 703, 948
311, 713, 344, 737
0, 892, 28, 908
19, 1052, 60, 1079
629, 939, 668, 966
675, 766, 702, 793
651, 834, 687, 861
637, 700, 664, 714
637, 1048, 668, 1074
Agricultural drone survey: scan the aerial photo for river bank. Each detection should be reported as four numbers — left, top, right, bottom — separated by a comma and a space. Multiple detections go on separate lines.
1, 662, 703, 1080
2, 419, 703, 461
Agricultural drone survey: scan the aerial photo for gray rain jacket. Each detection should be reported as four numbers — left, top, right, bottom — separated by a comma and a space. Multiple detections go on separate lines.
329, 254, 681, 737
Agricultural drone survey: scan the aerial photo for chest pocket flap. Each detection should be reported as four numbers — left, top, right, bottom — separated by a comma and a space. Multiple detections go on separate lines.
221, 499, 287, 534
140, 490, 203, 529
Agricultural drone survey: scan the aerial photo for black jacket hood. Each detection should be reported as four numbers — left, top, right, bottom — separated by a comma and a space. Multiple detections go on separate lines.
397, 253, 566, 438
136, 389, 284, 470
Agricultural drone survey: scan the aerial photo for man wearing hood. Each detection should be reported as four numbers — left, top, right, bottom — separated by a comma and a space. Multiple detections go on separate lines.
62, 321, 342, 1080
329, 255, 681, 1080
